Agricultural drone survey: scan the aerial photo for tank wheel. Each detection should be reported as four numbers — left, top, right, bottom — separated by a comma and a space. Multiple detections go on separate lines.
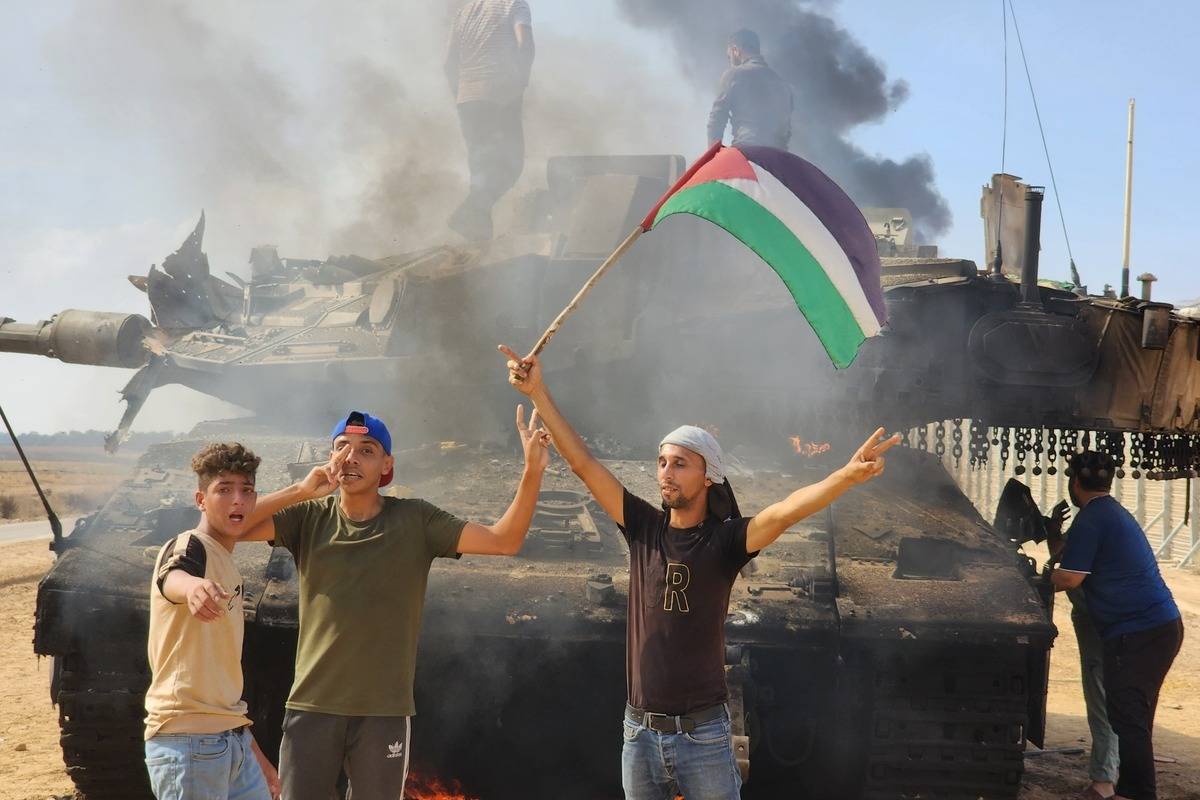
55, 658, 152, 799
861, 646, 1027, 799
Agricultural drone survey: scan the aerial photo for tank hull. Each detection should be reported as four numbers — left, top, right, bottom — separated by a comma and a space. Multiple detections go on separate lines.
34, 430, 1052, 799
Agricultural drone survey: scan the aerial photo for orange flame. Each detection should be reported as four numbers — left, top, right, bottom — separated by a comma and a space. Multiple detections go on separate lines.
789, 436, 831, 457
404, 773, 675, 799
406, 771, 479, 800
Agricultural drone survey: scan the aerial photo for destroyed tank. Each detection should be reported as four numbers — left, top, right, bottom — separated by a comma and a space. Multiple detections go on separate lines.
7, 157, 1200, 799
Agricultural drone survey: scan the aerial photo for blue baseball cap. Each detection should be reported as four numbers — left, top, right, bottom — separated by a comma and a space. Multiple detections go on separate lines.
331, 411, 393, 486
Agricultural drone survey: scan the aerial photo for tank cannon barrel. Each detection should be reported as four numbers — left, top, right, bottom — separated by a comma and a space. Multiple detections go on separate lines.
0, 310, 153, 368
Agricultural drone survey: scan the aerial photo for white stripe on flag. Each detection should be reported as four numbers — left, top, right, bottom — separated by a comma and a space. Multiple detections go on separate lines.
719, 168, 881, 336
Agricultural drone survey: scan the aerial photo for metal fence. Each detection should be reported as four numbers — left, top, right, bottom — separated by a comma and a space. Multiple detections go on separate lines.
910, 422, 1200, 568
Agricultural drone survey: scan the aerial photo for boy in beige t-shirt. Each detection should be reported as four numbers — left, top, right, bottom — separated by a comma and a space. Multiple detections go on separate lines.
143, 443, 280, 800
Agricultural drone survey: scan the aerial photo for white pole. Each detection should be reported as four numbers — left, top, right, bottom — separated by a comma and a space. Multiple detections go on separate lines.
1040, 456, 1048, 510
1136, 471, 1147, 525
1121, 98, 1135, 297
1163, 479, 1174, 558
984, 456, 993, 516
975, 447, 985, 508
1191, 477, 1199, 560
972, 448, 983, 509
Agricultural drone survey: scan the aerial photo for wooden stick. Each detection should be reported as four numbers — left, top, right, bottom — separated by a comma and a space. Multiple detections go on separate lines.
525, 142, 720, 357
524, 141, 725, 360
526, 225, 644, 358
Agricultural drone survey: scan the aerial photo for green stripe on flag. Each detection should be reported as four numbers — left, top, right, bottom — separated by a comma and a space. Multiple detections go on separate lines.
654, 181, 867, 368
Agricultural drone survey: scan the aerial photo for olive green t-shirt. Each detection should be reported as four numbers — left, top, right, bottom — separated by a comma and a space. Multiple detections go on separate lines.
272, 496, 466, 716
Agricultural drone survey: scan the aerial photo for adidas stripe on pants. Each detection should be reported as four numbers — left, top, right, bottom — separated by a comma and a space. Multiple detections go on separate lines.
279, 709, 411, 800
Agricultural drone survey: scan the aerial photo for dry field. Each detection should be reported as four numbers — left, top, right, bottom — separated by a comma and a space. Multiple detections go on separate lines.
0, 453, 134, 522
1, 538, 1198, 800
1, 540, 75, 800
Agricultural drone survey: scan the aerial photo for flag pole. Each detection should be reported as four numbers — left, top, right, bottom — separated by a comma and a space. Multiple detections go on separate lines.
527, 226, 643, 358
526, 141, 725, 359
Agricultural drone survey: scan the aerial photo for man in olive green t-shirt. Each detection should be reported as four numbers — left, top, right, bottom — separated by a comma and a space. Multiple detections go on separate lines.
242, 407, 550, 800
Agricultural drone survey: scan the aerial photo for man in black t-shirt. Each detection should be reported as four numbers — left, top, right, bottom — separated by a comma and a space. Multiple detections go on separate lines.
500, 345, 897, 800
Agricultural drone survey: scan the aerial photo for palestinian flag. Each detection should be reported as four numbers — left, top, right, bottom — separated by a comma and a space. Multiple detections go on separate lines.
640, 144, 886, 368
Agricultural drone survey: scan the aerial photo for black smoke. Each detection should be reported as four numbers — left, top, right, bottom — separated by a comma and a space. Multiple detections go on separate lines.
615, 0, 952, 240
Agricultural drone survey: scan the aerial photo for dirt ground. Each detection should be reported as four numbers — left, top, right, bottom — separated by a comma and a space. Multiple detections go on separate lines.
0, 456, 131, 522
0, 539, 74, 800
2, 538, 1198, 800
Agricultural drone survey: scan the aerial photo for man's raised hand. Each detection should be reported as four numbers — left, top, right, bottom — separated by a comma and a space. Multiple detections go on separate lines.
498, 344, 543, 397
186, 578, 230, 622
1046, 499, 1071, 540
840, 427, 901, 485
300, 446, 347, 499
516, 403, 552, 472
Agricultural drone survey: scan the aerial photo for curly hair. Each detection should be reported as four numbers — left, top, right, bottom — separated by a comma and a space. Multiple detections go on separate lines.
191, 442, 261, 490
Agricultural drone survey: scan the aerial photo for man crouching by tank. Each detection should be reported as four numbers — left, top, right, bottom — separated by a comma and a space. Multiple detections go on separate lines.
499, 345, 898, 800
144, 443, 280, 800
237, 407, 550, 800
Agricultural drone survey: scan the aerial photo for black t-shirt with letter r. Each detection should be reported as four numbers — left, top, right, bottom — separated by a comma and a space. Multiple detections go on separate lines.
618, 488, 757, 715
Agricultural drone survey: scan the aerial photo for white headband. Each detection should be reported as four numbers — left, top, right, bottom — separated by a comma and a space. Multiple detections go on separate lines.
659, 425, 725, 484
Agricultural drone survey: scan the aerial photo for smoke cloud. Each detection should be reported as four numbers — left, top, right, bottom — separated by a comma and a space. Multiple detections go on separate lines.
614, 0, 952, 239
19, 0, 946, 442
38, 0, 698, 267
40, 0, 466, 263
22, 0, 699, 434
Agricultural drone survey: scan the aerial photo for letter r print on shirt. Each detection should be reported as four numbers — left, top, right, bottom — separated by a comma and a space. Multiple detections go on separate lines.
663, 562, 691, 613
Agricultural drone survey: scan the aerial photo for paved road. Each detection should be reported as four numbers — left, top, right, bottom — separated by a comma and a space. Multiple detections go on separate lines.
0, 517, 78, 545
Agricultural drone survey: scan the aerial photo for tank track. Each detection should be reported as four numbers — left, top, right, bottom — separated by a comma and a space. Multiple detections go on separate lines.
55, 655, 153, 800
862, 647, 1028, 799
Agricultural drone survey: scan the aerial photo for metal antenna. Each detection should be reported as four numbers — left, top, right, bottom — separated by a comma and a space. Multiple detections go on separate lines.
0, 402, 63, 550
991, 0, 1009, 280
1008, 0, 1080, 287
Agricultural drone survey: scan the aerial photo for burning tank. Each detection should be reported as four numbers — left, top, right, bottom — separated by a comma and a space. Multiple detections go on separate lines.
6, 157, 1200, 799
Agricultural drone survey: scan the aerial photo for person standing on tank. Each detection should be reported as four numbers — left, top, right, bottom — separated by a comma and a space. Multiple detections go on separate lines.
238, 408, 550, 800
706, 28, 793, 149
1050, 450, 1184, 800
444, 0, 535, 241
499, 344, 898, 800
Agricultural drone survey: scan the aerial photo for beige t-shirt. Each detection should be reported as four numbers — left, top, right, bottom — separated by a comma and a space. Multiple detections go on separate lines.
143, 530, 251, 740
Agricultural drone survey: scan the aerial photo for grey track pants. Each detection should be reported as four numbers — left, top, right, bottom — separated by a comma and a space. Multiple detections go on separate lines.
1073, 607, 1120, 784
279, 709, 411, 800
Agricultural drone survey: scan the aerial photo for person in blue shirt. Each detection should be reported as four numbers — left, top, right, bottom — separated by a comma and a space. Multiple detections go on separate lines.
1049, 450, 1184, 800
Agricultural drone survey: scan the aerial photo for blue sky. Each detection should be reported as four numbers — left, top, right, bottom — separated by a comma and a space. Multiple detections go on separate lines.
2, 1, 1197, 433
834, 2, 1197, 299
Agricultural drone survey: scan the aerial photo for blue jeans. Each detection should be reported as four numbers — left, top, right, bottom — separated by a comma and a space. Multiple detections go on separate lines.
145, 727, 270, 800
622, 711, 742, 800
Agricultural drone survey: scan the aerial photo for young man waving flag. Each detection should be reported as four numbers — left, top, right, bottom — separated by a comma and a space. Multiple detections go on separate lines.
500, 345, 897, 800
